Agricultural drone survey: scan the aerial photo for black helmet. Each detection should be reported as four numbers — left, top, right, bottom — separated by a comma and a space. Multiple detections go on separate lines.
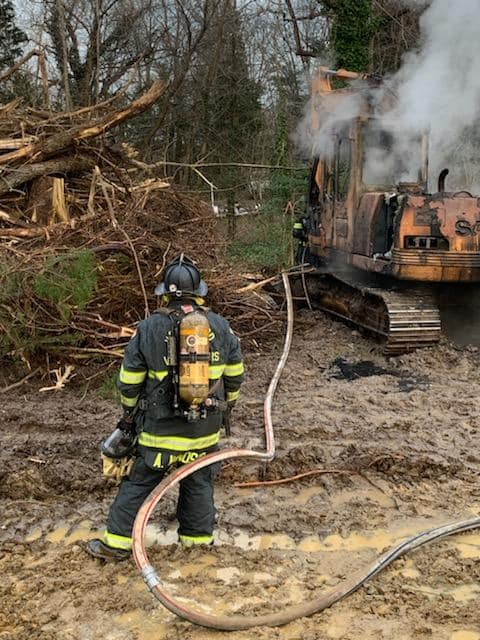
154, 254, 208, 297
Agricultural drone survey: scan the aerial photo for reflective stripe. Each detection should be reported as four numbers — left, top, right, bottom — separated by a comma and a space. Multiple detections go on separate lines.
227, 390, 240, 402
209, 364, 225, 380
120, 394, 138, 407
148, 370, 168, 381
138, 431, 220, 451
293, 222, 303, 229
103, 530, 132, 550
179, 534, 213, 547
224, 362, 244, 377
119, 366, 147, 385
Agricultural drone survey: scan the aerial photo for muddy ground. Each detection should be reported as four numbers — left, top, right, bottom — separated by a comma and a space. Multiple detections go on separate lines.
1, 310, 480, 640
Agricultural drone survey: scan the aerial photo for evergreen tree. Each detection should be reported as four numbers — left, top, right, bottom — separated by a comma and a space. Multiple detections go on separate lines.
324, 0, 378, 72
0, 0, 27, 72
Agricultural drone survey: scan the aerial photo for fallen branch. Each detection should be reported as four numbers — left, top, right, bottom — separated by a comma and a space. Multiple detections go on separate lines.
47, 79, 133, 122
0, 367, 41, 394
64, 347, 125, 358
0, 156, 95, 197
0, 97, 22, 118
27, 457, 47, 465
0, 136, 37, 150
0, 80, 167, 166
237, 275, 280, 293
39, 365, 75, 392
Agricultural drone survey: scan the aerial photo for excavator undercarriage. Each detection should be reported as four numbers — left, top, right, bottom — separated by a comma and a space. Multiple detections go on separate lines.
294, 271, 441, 354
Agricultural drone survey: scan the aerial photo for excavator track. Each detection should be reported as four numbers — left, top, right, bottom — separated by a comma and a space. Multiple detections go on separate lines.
296, 272, 441, 354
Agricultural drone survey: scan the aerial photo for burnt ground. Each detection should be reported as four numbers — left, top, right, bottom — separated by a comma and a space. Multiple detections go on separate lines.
1, 309, 480, 640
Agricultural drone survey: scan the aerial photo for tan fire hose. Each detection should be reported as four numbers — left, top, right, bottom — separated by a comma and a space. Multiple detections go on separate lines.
132, 272, 480, 630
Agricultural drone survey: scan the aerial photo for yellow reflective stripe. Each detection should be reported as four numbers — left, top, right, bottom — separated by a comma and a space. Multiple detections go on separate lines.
148, 370, 168, 381
119, 366, 147, 385
227, 390, 240, 402
120, 394, 138, 407
138, 431, 220, 451
102, 531, 132, 550
294, 222, 303, 229
224, 362, 244, 377
209, 364, 225, 380
179, 534, 213, 547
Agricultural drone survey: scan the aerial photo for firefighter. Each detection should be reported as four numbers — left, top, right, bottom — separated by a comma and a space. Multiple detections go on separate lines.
292, 215, 309, 264
86, 255, 244, 560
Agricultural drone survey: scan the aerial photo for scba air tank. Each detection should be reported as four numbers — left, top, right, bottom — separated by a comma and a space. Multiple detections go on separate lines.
178, 311, 210, 407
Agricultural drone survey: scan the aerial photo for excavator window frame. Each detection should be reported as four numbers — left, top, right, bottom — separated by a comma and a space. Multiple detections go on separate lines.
334, 134, 353, 201
359, 117, 427, 193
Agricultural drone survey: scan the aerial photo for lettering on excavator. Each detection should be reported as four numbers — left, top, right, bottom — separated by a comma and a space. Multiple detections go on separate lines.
455, 219, 480, 236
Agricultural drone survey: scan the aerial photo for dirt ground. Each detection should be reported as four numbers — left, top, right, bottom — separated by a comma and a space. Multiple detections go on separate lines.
1, 309, 480, 640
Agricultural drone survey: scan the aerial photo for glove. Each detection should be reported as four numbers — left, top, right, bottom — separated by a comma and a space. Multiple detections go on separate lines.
102, 454, 134, 482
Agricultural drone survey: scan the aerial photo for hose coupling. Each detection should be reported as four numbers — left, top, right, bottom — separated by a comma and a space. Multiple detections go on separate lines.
141, 564, 161, 591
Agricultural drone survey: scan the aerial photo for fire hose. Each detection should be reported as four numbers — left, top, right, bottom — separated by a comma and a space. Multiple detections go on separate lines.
132, 272, 480, 631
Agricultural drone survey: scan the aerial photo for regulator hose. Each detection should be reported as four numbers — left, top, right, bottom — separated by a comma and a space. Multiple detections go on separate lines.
132, 272, 480, 631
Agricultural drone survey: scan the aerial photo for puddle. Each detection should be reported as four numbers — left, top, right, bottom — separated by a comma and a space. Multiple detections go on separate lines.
451, 533, 480, 559
29, 518, 480, 560
167, 553, 217, 579
401, 566, 421, 579
21, 517, 480, 640
45, 520, 93, 544
410, 583, 480, 603
114, 608, 171, 639
390, 558, 421, 580
25, 528, 42, 542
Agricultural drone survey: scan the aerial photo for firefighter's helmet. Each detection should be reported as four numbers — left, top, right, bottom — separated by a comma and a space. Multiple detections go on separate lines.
155, 254, 208, 297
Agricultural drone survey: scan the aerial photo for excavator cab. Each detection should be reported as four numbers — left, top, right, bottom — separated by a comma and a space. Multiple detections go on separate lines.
305, 67, 480, 283
297, 67, 480, 353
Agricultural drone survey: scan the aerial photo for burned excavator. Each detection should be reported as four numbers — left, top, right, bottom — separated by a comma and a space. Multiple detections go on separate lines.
295, 67, 480, 353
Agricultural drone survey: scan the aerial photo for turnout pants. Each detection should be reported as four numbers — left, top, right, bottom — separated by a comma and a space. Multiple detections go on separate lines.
103, 454, 219, 551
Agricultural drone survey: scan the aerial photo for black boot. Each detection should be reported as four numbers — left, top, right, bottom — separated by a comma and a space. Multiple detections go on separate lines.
86, 538, 130, 561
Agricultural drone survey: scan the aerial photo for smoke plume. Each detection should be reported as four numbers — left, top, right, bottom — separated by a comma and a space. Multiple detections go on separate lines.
298, 0, 480, 193
392, 0, 480, 191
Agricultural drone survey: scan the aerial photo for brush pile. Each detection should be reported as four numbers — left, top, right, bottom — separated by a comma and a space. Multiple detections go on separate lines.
0, 84, 283, 374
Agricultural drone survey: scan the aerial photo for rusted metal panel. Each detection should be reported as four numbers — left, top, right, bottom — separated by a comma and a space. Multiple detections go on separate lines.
391, 248, 480, 282
352, 193, 385, 255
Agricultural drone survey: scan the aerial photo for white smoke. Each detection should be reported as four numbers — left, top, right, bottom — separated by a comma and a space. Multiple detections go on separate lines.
295, 89, 364, 159
298, 0, 480, 194
391, 0, 480, 191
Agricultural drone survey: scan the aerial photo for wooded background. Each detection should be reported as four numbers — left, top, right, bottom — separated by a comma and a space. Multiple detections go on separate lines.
3, 0, 424, 213
0, 0, 428, 375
